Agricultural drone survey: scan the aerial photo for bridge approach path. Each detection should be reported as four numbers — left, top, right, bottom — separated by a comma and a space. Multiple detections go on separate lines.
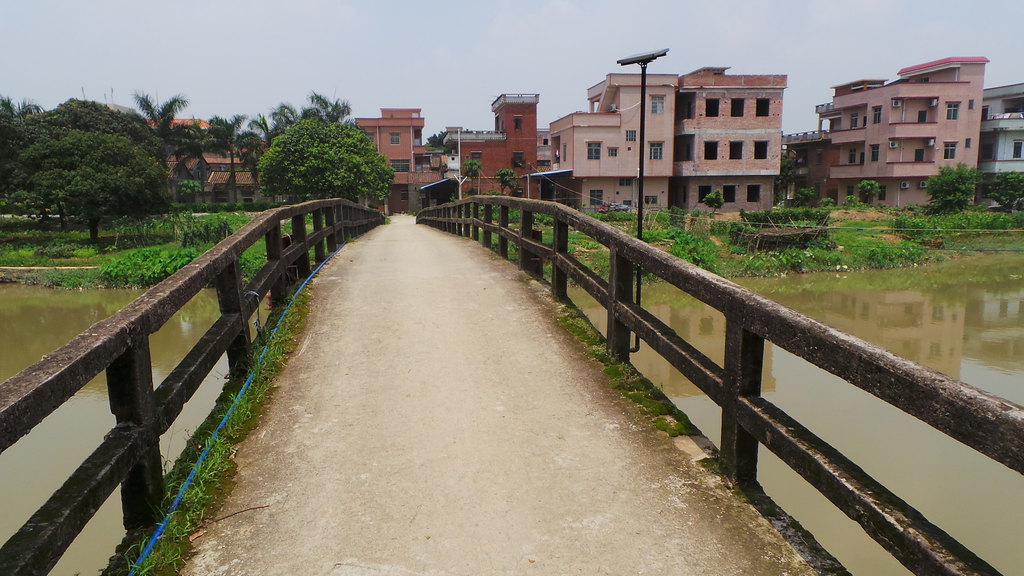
181, 215, 816, 576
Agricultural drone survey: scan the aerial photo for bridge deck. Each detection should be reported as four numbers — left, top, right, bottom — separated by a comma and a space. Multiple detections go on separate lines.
182, 215, 814, 575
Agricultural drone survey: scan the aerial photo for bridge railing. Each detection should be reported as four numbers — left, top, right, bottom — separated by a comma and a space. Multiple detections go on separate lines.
417, 197, 1023, 576
0, 199, 382, 575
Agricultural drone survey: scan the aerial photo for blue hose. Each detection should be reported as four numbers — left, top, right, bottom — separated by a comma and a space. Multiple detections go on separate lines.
128, 240, 348, 574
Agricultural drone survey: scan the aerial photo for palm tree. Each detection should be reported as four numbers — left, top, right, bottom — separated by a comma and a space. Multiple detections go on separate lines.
208, 114, 248, 201
0, 96, 43, 119
133, 92, 190, 158
301, 92, 351, 124
270, 103, 300, 134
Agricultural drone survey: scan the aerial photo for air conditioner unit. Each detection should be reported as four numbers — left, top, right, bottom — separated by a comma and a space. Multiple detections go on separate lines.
926, 138, 935, 147
900, 181, 910, 189
929, 98, 939, 107
892, 99, 902, 108
919, 181, 928, 189
889, 141, 899, 148
609, 105, 617, 112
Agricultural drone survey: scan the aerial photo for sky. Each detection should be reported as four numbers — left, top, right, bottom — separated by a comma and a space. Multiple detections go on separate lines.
3, 0, 1023, 139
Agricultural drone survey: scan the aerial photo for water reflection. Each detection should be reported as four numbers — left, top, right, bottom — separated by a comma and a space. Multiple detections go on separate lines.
569, 254, 1024, 575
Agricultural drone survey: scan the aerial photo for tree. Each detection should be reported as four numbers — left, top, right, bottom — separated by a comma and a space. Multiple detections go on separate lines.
132, 92, 190, 158
18, 130, 167, 238
258, 119, 393, 202
25, 99, 163, 161
702, 189, 724, 213
426, 130, 448, 149
462, 158, 481, 196
792, 187, 817, 207
926, 163, 981, 214
496, 168, 520, 196
270, 102, 301, 134
301, 92, 351, 124
0, 96, 41, 204
207, 114, 248, 201
775, 153, 797, 205
855, 179, 882, 204
985, 172, 1024, 211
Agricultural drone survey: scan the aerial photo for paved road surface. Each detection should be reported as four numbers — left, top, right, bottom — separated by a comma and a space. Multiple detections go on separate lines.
182, 215, 815, 576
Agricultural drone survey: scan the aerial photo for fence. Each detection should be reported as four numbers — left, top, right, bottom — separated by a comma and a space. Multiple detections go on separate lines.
417, 196, 1023, 576
0, 199, 382, 575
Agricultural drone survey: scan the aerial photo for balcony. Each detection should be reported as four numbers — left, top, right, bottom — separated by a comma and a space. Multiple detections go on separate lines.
890, 122, 938, 139
829, 127, 867, 145
816, 102, 837, 116
982, 113, 1024, 132
783, 131, 828, 144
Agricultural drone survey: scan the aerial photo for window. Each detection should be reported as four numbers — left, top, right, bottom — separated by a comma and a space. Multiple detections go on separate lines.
878, 185, 887, 201
746, 184, 761, 202
968, 99, 975, 110
946, 102, 960, 120
981, 143, 994, 160
698, 185, 712, 201
753, 141, 769, 159
850, 113, 859, 128
390, 159, 410, 172
848, 148, 857, 164
756, 98, 770, 117
589, 189, 604, 206
918, 110, 928, 123
644, 195, 658, 205
965, 138, 971, 149
870, 144, 880, 162
723, 185, 736, 203
512, 151, 524, 167
731, 98, 745, 117
914, 149, 925, 162
651, 95, 665, 114
1013, 141, 1023, 159
608, 147, 618, 157
514, 116, 523, 130
649, 142, 664, 160
389, 132, 400, 145
704, 141, 718, 160
587, 142, 601, 160
729, 141, 743, 159
471, 151, 482, 160
705, 98, 720, 117
944, 142, 957, 160
873, 106, 883, 124
625, 129, 637, 142
618, 177, 633, 187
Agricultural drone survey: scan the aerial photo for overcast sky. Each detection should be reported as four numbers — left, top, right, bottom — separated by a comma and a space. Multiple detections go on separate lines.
4, 0, 1022, 138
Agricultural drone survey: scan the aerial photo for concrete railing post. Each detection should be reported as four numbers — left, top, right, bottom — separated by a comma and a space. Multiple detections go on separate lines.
552, 217, 569, 299
499, 205, 510, 260
721, 319, 764, 487
312, 208, 326, 265
291, 214, 311, 280
483, 204, 493, 249
106, 340, 163, 530
607, 246, 633, 361
471, 202, 480, 242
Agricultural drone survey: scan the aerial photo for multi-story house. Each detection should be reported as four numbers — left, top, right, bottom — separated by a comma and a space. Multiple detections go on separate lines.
356, 108, 444, 213
547, 67, 785, 212
815, 57, 988, 206
549, 73, 678, 210
673, 67, 786, 210
444, 94, 540, 196
979, 83, 1024, 175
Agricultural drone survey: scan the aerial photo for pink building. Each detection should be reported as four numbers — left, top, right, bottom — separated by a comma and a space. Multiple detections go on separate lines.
547, 67, 785, 212
356, 108, 443, 213
816, 57, 988, 205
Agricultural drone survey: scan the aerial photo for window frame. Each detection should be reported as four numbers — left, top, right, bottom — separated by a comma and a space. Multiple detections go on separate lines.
586, 141, 601, 160
389, 132, 401, 145
651, 95, 665, 115
943, 142, 957, 160
946, 102, 960, 120
625, 129, 637, 142
649, 141, 664, 160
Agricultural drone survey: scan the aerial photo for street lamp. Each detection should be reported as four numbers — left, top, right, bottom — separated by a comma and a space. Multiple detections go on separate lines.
618, 48, 668, 353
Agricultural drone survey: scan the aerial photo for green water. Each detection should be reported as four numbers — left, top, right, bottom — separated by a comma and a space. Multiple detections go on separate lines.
571, 254, 1024, 575
0, 285, 231, 575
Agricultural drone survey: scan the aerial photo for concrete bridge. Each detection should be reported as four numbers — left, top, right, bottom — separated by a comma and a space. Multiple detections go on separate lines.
180, 215, 813, 575
1, 197, 1021, 575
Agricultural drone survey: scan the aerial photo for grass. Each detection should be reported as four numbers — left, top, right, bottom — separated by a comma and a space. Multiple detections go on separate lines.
113, 289, 311, 576
557, 304, 695, 438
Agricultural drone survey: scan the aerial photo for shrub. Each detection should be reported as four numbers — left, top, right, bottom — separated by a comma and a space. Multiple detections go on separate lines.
100, 247, 201, 287
668, 229, 720, 273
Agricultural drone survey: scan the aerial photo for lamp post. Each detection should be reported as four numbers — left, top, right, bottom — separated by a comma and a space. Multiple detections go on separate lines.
617, 48, 668, 353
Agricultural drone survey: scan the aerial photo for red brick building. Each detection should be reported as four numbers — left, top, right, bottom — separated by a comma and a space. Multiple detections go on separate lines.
444, 94, 540, 196
356, 108, 445, 213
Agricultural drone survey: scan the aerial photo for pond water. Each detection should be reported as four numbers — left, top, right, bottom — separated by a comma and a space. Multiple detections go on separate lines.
0, 284, 235, 575
570, 254, 1024, 575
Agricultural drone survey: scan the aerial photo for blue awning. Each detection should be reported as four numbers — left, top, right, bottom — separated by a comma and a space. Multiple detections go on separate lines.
419, 179, 455, 190
526, 169, 573, 178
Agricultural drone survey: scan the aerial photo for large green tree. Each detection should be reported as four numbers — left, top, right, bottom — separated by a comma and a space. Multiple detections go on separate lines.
926, 163, 981, 214
18, 130, 167, 238
133, 92, 190, 157
985, 172, 1024, 211
0, 96, 42, 204
258, 119, 392, 202
25, 99, 163, 161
